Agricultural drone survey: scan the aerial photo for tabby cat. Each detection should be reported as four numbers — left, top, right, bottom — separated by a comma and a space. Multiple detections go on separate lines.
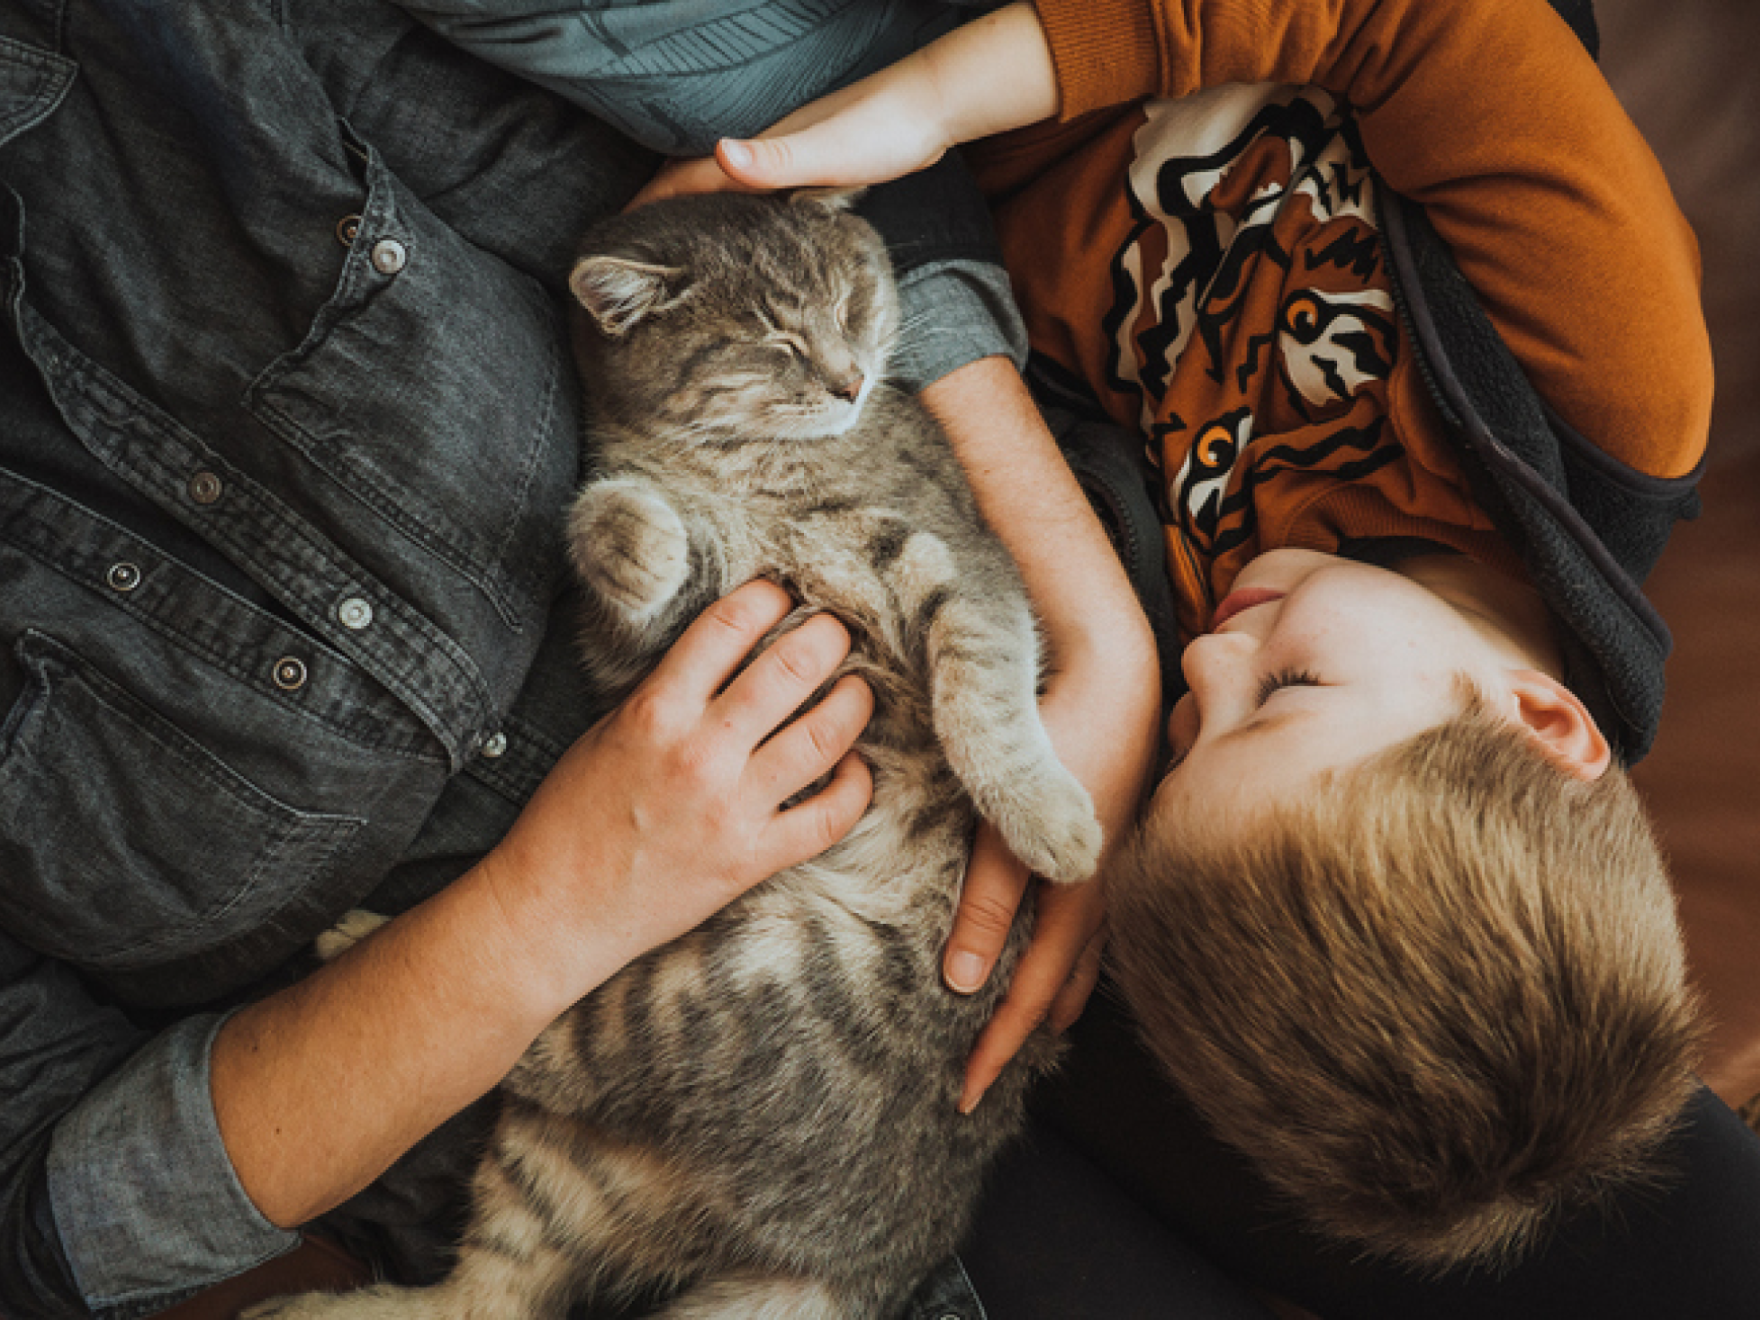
249, 191, 1101, 1320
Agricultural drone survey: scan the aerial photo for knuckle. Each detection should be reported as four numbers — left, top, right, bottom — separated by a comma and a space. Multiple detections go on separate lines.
809, 692, 865, 760
810, 803, 846, 855
772, 622, 840, 689
669, 734, 731, 796
957, 891, 1021, 941
620, 686, 681, 740
707, 581, 788, 639
830, 673, 875, 727
806, 718, 844, 766
761, 138, 794, 174
772, 641, 822, 690
805, 771, 867, 850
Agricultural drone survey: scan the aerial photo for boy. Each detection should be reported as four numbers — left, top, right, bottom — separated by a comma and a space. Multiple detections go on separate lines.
647, 0, 1732, 1290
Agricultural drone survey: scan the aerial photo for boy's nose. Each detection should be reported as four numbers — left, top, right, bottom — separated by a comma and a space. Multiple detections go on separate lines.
1180, 629, 1258, 709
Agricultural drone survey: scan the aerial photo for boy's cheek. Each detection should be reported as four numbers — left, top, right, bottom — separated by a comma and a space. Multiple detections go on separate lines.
1165, 692, 1200, 754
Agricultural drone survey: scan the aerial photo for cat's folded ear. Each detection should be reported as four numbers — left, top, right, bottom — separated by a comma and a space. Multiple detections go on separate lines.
570, 257, 693, 337
788, 187, 869, 215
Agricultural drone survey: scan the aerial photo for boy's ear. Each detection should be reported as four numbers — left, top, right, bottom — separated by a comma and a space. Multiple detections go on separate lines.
569, 256, 691, 336
1505, 669, 1612, 780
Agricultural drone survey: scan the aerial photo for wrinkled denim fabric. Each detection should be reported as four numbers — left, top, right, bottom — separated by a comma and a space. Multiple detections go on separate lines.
397, 0, 1001, 156
0, 1, 1018, 1314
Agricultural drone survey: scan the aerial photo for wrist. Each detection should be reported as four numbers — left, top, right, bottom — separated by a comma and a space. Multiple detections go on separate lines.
465, 844, 634, 1026
211, 861, 595, 1227
923, 2, 1059, 145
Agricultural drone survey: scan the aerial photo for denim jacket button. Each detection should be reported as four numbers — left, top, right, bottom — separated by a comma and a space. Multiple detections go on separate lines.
479, 731, 507, 759
188, 471, 224, 505
106, 562, 143, 592
370, 238, 407, 275
271, 657, 309, 691
337, 596, 374, 630
336, 214, 361, 247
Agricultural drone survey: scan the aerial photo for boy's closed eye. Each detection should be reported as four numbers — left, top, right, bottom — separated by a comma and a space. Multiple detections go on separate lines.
1253, 667, 1321, 706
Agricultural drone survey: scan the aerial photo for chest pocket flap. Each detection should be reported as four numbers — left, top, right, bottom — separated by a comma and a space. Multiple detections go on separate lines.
0, 35, 74, 148
0, 632, 362, 972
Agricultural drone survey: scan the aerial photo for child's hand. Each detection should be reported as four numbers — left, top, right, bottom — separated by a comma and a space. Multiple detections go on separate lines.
910, 357, 1161, 1113
628, 64, 959, 210
628, 2, 1057, 209
946, 662, 1154, 1113
949, 821, 1108, 1114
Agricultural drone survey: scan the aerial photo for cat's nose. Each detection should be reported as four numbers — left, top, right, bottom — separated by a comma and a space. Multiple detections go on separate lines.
830, 373, 865, 404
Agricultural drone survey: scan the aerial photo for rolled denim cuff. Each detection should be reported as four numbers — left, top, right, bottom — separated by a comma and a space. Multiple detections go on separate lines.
890, 258, 1030, 394
46, 1011, 299, 1319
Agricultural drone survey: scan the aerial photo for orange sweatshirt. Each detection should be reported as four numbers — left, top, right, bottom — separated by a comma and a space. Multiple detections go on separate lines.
971, 0, 1713, 639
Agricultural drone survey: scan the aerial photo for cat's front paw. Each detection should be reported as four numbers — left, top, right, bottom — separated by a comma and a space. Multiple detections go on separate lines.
567, 479, 690, 621
990, 767, 1103, 887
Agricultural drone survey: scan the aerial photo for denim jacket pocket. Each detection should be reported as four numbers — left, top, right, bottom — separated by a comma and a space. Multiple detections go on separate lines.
244, 135, 578, 632
0, 631, 362, 972
0, 33, 75, 148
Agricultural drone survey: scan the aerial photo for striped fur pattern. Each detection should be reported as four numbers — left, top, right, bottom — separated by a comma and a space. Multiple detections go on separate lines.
249, 192, 1098, 1320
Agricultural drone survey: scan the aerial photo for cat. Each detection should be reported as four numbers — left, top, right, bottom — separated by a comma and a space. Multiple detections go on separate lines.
246, 190, 1102, 1320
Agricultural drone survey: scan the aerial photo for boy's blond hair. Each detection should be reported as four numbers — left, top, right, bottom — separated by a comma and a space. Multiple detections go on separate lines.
1108, 694, 1700, 1271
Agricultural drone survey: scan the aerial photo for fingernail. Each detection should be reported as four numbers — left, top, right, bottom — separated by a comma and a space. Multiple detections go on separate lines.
719, 140, 753, 170
946, 951, 987, 993
958, 1084, 984, 1115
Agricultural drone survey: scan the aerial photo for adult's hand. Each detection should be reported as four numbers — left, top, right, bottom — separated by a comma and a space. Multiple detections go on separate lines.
484, 580, 876, 1003
215, 580, 872, 1229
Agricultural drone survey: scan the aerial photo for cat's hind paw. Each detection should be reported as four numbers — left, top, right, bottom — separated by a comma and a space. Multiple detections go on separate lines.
313, 909, 390, 963
241, 1283, 436, 1320
240, 1293, 354, 1320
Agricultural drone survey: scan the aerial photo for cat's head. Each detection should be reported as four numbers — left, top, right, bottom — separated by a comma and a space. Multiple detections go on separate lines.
569, 191, 899, 441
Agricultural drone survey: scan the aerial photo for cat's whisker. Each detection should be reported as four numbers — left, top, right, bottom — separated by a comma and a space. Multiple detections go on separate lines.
891, 310, 934, 337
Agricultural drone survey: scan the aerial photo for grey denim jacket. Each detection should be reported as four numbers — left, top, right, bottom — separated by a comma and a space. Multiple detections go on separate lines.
0, 2, 1017, 1315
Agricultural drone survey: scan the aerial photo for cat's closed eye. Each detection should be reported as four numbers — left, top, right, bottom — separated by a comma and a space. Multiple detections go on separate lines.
768, 332, 811, 362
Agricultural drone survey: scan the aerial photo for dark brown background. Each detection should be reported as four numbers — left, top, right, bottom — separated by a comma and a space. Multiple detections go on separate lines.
1600, 0, 1760, 1112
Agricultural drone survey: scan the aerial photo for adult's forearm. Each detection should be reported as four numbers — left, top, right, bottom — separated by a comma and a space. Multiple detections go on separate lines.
210, 859, 598, 1229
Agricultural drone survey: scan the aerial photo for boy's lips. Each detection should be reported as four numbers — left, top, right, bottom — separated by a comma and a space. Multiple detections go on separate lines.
1209, 586, 1285, 631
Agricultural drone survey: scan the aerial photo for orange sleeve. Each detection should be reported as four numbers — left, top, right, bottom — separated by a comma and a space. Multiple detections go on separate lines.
1027, 0, 1714, 477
